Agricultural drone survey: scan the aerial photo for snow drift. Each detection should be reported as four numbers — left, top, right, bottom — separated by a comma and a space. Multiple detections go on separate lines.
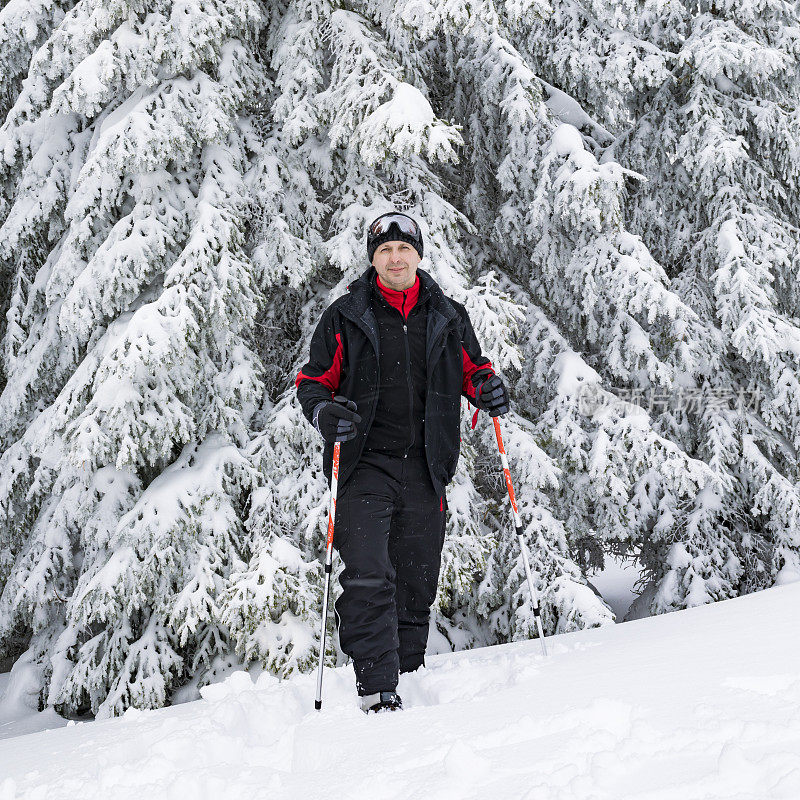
1, 581, 798, 799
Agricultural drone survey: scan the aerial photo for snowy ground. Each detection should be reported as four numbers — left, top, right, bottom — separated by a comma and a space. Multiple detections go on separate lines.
1, 582, 798, 799
0, 555, 641, 742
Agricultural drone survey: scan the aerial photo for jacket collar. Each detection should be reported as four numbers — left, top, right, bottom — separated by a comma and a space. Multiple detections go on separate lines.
344, 265, 457, 324
375, 274, 420, 315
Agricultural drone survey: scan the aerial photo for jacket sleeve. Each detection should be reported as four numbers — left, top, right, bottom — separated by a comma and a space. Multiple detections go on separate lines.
295, 304, 344, 424
455, 302, 495, 407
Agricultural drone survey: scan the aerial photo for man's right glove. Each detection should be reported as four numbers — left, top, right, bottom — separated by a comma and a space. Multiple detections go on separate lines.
475, 374, 510, 417
313, 395, 361, 442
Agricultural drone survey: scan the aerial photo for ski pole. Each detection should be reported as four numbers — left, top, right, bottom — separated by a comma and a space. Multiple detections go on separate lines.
491, 416, 548, 657
315, 438, 341, 711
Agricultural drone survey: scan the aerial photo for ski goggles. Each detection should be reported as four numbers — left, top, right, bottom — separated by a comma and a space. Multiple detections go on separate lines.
368, 213, 420, 238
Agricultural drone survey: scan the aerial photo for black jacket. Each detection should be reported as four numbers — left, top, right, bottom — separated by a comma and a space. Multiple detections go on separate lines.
295, 266, 494, 498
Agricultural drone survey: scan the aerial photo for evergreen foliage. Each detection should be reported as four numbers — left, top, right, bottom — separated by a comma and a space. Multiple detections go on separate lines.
617, 0, 800, 594
0, 0, 797, 716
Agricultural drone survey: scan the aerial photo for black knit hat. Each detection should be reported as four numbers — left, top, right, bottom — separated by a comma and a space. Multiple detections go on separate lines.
366, 212, 424, 262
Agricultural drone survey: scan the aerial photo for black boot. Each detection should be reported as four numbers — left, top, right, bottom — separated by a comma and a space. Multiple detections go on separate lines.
360, 690, 403, 714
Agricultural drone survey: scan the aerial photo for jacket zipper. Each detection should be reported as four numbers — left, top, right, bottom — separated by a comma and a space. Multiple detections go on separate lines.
401, 291, 414, 457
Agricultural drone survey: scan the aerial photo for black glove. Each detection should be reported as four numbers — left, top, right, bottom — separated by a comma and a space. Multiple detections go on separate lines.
475, 374, 509, 417
313, 395, 361, 442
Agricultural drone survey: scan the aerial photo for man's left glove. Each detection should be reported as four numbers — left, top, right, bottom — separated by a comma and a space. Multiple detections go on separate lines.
475, 374, 510, 417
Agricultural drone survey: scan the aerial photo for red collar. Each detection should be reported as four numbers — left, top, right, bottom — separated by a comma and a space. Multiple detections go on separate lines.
376, 274, 420, 319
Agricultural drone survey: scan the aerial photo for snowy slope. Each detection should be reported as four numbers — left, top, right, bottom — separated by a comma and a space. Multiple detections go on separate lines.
1, 583, 799, 799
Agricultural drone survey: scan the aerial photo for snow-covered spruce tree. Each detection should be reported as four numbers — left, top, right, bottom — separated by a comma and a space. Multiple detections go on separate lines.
343, 4, 618, 638
6, 0, 795, 716
502, 0, 670, 137
229, 0, 657, 665
422, 0, 787, 614
424, 11, 753, 621
0, 1, 77, 380
222, 0, 526, 668
617, 0, 800, 592
0, 0, 266, 716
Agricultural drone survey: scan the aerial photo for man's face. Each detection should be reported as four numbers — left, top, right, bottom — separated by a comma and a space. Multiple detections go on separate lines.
371, 241, 421, 291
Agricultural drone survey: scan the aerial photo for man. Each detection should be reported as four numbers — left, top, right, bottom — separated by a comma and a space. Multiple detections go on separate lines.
295, 212, 509, 713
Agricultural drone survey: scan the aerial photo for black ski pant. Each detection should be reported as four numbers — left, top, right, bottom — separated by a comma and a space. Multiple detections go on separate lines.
332, 450, 447, 695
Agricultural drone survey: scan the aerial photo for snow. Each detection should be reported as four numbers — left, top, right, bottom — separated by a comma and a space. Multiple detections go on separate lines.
0, 655, 69, 742
356, 81, 460, 164
551, 350, 601, 396
541, 81, 613, 146
550, 123, 586, 157
717, 219, 746, 261
2, 582, 799, 798
380, 82, 436, 128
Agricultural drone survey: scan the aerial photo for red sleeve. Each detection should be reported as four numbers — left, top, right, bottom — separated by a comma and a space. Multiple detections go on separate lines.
295, 306, 345, 424
295, 332, 343, 393
458, 302, 494, 403
462, 347, 494, 400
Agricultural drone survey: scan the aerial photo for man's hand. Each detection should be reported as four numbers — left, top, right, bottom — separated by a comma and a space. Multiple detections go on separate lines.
476, 375, 509, 417
313, 396, 362, 442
